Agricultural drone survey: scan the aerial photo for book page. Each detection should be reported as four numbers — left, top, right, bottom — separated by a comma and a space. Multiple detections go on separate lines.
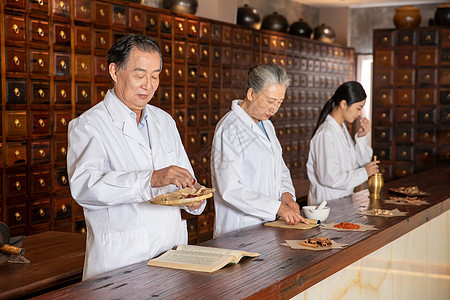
147, 250, 232, 272
176, 244, 259, 263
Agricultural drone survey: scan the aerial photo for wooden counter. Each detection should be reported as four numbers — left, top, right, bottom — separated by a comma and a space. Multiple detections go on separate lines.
35, 168, 449, 299
0, 231, 86, 299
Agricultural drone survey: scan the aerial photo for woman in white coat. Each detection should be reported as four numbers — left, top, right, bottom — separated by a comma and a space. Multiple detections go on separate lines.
211, 63, 308, 238
67, 34, 205, 280
307, 81, 379, 205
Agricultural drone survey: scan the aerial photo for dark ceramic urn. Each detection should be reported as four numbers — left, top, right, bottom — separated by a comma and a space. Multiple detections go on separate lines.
313, 24, 336, 44
261, 12, 289, 33
435, 3, 450, 26
289, 18, 312, 38
162, 0, 198, 15
237, 4, 262, 30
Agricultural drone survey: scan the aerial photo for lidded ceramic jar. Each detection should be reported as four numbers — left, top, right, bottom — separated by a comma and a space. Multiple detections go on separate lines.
237, 4, 262, 30
261, 12, 289, 33
393, 5, 421, 28
162, 0, 198, 15
434, 3, 450, 26
289, 19, 312, 39
313, 24, 335, 43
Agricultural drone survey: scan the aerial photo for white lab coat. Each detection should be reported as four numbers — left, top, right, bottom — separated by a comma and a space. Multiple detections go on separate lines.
211, 100, 295, 238
67, 90, 204, 280
307, 115, 373, 205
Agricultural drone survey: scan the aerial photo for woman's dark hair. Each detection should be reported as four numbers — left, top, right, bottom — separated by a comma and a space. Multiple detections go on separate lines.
311, 81, 367, 137
107, 33, 162, 72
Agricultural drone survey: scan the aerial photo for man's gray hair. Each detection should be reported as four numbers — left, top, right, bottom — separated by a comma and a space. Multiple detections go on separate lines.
243, 63, 291, 94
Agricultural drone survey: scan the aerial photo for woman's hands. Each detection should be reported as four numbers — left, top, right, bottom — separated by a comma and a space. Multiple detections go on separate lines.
278, 193, 309, 225
357, 117, 371, 138
365, 160, 380, 177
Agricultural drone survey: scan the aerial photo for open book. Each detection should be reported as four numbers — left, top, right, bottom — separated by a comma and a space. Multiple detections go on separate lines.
147, 244, 260, 273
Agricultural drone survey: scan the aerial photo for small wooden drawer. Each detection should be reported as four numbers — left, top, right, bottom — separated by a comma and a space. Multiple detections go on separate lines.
112, 4, 127, 27
75, 26, 91, 49
74, 0, 91, 21
95, 83, 110, 104
438, 129, 450, 144
186, 132, 200, 151
211, 23, 221, 42
75, 219, 87, 234
393, 163, 414, 178
31, 171, 51, 195
418, 108, 436, 124
374, 109, 393, 126
54, 168, 70, 193
379, 163, 393, 181
161, 39, 172, 58
30, 19, 49, 43
396, 69, 415, 86
54, 52, 71, 76
159, 86, 171, 108
441, 90, 450, 105
75, 81, 92, 104
54, 82, 71, 105
373, 89, 393, 106
32, 111, 51, 134
188, 19, 198, 37
395, 89, 414, 106
186, 66, 197, 84
419, 29, 438, 45
31, 51, 49, 74
198, 213, 214, 235
31, 140, 51, 164
187, 88, 197, 105
199, 21, 211, 40
54, 23, 71, 45
373, 70, 393, 87
440, 69, 450, 86
31, 82, 50, 105
211, 67, 220, 86
160, 64, 171, 83
374, 30, 395, 48
394, 126, 414, 143
187, 43, 198, 62
187, 109, 197, 127
375, 50, 394, 67
5, 16, 26, 42
174, 17, 186, 36
7, 173, 27, 197
160, 14, 172, 34
174, 63, 185, 83
396, 145, 413, 161
231, 49, 242, 66
211, 109, 220, 126
174, 88, 185, 106
94, 1, 109, 25
146, 12, 158, 32
6, 48, 26, 73
211, 89, 220, 106
75, 54, 91, 77
417, 69, 437, 85
417, 48, 438, 66
6, 111, 27, 136
374, 127, 392, 143
397, 47, 415, 67
54, 111, 71, 134
417, 126, 436, 143
442, 29, 450, 47
222, 68, 231, 87
221, 47, 232, 65
128, 7, 143, 30
54, 139, 68, 162
6, 80, 27, 105
212, 46, 221, 65
5, 0, 26, 10
417, 88, 436, 106
6, 142, 27, 166
174, 41, 185, 59
199, 88, 209, 105
187, 217, 198, 239
94, 56, 108, 77
174, 109, 186, 128
53, 0, 70, 17
397, 30, 415, 46
95, 30, 109, 50
31, 0, 49, 12
374, 146, 392, 161
441, 108, 450, 124
54, 196, 72, 219
395, 108, 414, 123
7, 205, 27, 228
415, 146, 435, 165
31, 199, 51, 224
198, 65, 209, 86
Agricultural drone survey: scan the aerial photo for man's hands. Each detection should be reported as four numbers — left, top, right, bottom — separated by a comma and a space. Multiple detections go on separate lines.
278, 192, 309, 225
186, 182, 206, 210
151, 165, 195, 188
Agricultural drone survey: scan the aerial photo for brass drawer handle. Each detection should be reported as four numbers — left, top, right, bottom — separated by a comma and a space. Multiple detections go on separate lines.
381, 75, 387, 81
100, 8, 105, 17
178, 23, 183, 31
424, 93, 430, 100
61, 60, 67, 69
425, 34, 431, 41
178, 46, 183, 54
164, 45, 170, 53
178, 115, 183, 122
190, 70, 196, 77
202, 72, 208, 79
381, 113, 387, 119
380, 150, 386, 157
191, 25, 196, 33
15, 181, 21, 190
214, 72, 219, 79
164, 21, 170, 29
402, 75, 409, 81
117, 12, 124, 20
424, 132, 429, 138
14, 119, 21, 128
402, 113, 408, 119
100, 36, 106, 45
202, 114, 207, 121
38, 89, 45, 98
81, 33, 86, 42
13, 56, 20, 66
190, 158, 195, 166
60, 30, 66, 40
190, 137, 195, 144
38, 0, 44, 5
81, 5, 86, 13
403, 36, 409, 42
100, 64, 106, 71
202, 92, 207, 100
39, 178, 46, 187
134, 15, 140, 23
61, 89, 67, 98
425, 54, 431, 60
38, 58, 44, 67
190, 93, 195, 100
190, 47, 196, 55
82, 90, 88, 98
15, 150, 21, 159
177, 92, 183, 100
381, 132, 386, 138
203, 27, 208, 34
403, 55, 409, 61
164, 92, 169, 99
61, 176, 67, 185
61, 117, 67, 126
203, 221, 207, 226
38, 27, 44, 37
39, 208, 45, 217
59, 0, 65, 9
81, 62, 87, 70
424, 152, 429, 157
164, 68, 170, 77
190, 115, 195, 121
61, 204, 67, 213
424, 113, 430, 119
202, 156, 207, 163
401, 151, 407, 157
425, 74, 430, 80
61, 147, 67, 156
402, 132, 408, 137
39, 118, 45, 127
14, 88, 21, 97
15, 212, 22, 221
13, 24, 19, 34
100, 90, 106, 97
149, 18, 156, 26
39, 149, 46, 157
401, 170, 407, 176
402, 94, 409, 99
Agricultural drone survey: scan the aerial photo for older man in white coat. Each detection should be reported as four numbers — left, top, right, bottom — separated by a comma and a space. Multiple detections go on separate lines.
67, 34, 205, 280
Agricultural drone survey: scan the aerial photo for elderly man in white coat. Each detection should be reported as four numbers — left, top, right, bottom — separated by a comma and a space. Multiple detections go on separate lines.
67, 34, 205, 280
211, 63, 308, 238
